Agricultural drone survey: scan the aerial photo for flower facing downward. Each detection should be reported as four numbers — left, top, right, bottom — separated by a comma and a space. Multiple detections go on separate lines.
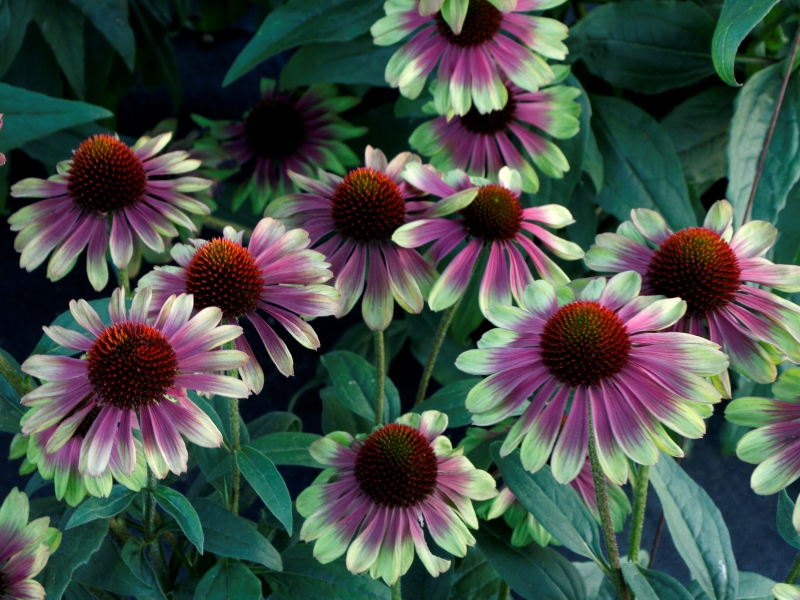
138, 218, 340, 390
9, 133, 211, 291
297, 411, 496, 585
456, 272, 728, 485
585, 200, 800, 386
393, 165, 583, 313
20, 287, 249, 479
268, 146, 436, 331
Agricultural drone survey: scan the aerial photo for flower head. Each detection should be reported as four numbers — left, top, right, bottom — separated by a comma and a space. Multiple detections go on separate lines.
410, 81, 580, 192
138, 218, 340, 390
20, 287, 249, 479
393, 164, 583, 313
371, 0, 568, 116
585, 200, 800, 386
268, 146, 436, 331
9, 132, 211, 291
0, 488, 61, 600
297, 410, 496, 584
194, 79, 366, 214
456, 272, 728, 484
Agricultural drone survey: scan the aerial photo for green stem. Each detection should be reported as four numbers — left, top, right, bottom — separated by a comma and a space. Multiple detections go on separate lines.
497, 580, 510, 600
785, 551, 800, 584
391, 579, 401, 600
587, 401, 630, 600
144, 468, 158, 543
229, 396, 241, 515
116, 267, 130, 297
375, 330, 386, 427
628, 464, 650, 564
415, 299, 462, 406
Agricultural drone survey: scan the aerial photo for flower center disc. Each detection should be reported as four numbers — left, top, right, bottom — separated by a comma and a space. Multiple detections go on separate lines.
87, 322, 178, 410
540, 301, 631, 387
67, 134, 147, 214
185, 238, 265, 318
331, 168, 406, 242
646, 228, 741, 316
244, 98, 305, 160
354, 423, 438, 508
460, 95, 516, 134
460, 184, 522, 241
435, 0, 503, 48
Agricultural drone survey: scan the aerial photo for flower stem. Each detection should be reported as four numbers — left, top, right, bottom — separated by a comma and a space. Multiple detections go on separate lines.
497, 580, 510, 600
116, 267, 130, 297
587, 401, 630, 600
391, 579, 401, 600
415, 299, 462, 406
375, 330, 386, 427
628, 464, 650, 564
144, 467, 158, 543
786, 551, 800, 584
229, 396, 242, 514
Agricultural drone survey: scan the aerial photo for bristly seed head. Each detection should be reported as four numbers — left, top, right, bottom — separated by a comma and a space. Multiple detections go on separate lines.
460, 184, 523, 241
435, 0, 503, 48
460, 95, 516, 135
354, 423, 438, 508
245, 98, 305, 160
185, 238, 265, 319
646, 227, 741, 316
331, 167, 406, 242
540, 301, 631, 387
87, 322, 178, 410
67, 134, 147, 214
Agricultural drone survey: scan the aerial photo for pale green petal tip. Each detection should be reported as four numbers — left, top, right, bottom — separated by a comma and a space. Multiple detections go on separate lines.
774, 583, 800, 600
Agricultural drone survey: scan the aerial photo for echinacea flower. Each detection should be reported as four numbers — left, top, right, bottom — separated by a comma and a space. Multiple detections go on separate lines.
585, 200, 800, 385
297, 410, 497, 585
10, 403, 147, 507
9, 132, 211, 291
193, 79, 366, 214
410, 81, 580, 192
371, 0, 568, 116
20, 287, 249, 479
267, 146, 436, 331
393, 165, 583, 313
0, 488, 61, 600
456, 272, 729, 484
138, 218, 340, 390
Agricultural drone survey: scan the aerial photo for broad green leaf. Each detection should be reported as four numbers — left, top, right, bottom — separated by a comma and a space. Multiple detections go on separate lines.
70, 0, 136, 70
74, 538, 154, 596
0, 0, 36, 78
265, 543, 390, 599
154, 487, 204, 554
451, 548, 502, 600
737, 572, 778, 599
66, 485, 137, 529
651, 454, 738, 600
34, 0, 86, 98
238, 446, 293, 534
120, 538, 168, 600
193, 499, 282, 570
411, 378, 480, 427
42, 512, 108, 599
726, 64, 800, 227
247, 411, 301, 439
777, 490, 800, 550
492, 444, 604, 562
712, 0, 780, 86
194, 559, 262, 600
224, 0, 382, 86
0, 348, 25, 434
400, 552, 453, 600
280, 36, 394, 88
249, 432, 322, 467
570, 0, 715, 94
592, 95, 696, 230
473, 520, 586, 600
621, 563, 694, 600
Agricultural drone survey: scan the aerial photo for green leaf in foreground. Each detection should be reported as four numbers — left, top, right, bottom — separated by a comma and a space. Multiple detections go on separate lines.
777, 490, 800, 550
154, 487, 204, 554
238, 445, 293, 534
712, 0, 780, 86
42, 514, 108, 599
621, 562, 693, 600
66, 485, 137, 529
248, 432, 322, 467
194, 559, 262, 600
73, 538, 153, 596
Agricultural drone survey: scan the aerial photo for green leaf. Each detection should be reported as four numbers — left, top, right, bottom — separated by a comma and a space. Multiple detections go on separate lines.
570, 0, 715, 94
651, 453, 738, 600
120, 539, 168, 600
777, 490, 800, 550
238, 446, 293, 535
736, 572, 778, 599
249, 432, 322, 467
70, 0, 135, 71
712, 0, 780, 86
401, 553, 453, 600
34, 0, 86, 98
0, 348, 25, 434
223, 0, 382, 86
247, 411, 301, 439
0, 0, 36, 78
473, 520, 586, 600
491, 444, 604, 562
281, 35, 394, 88
265, 543, 390, 599
193, 499, 282, 570
66, 485, 137, 529
154, 487, 204, 554
0, 82, 111, 153
411, 378, 479, 427
726, 64, 800, 226
194, 559, 262, 600
450, 548, 502, 600
592, 95, 696, 230
73, 537, 154, 596
621, 563, 694, 600
42, 512, 108, 599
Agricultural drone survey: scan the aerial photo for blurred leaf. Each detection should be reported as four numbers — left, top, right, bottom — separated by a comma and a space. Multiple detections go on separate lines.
42, 511, 108, 599
0, 0, 10, 39
74, 537, 154, 596
238, 446, 293, 535
130, 0, 180, 105
246, 432, 322, 467
777, 491, 800, 550
736, 572, 778, 599
712, 0, 780, 86
66, 486, 137, 529
155, 487, 204, 553
570, 0, 715, 94
194, 559, 262, 600
411, 378, 479, 427
450, 548, 501, 600
70, 0, 136, 71
21, 123, 105, 168
621, 563, 694, 599
592, 95, 696, 230
0, 348, 25, 434
34, 0, 85, 98
651, 453, 738, 600
0, 0, 33, 79
224, 0, 382, 86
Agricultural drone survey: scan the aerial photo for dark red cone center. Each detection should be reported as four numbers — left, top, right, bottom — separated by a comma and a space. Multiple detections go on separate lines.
435, 0, 503, 48
460, 184, 523, 241
331, 168, 406, 242
244, 97, 306, 160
